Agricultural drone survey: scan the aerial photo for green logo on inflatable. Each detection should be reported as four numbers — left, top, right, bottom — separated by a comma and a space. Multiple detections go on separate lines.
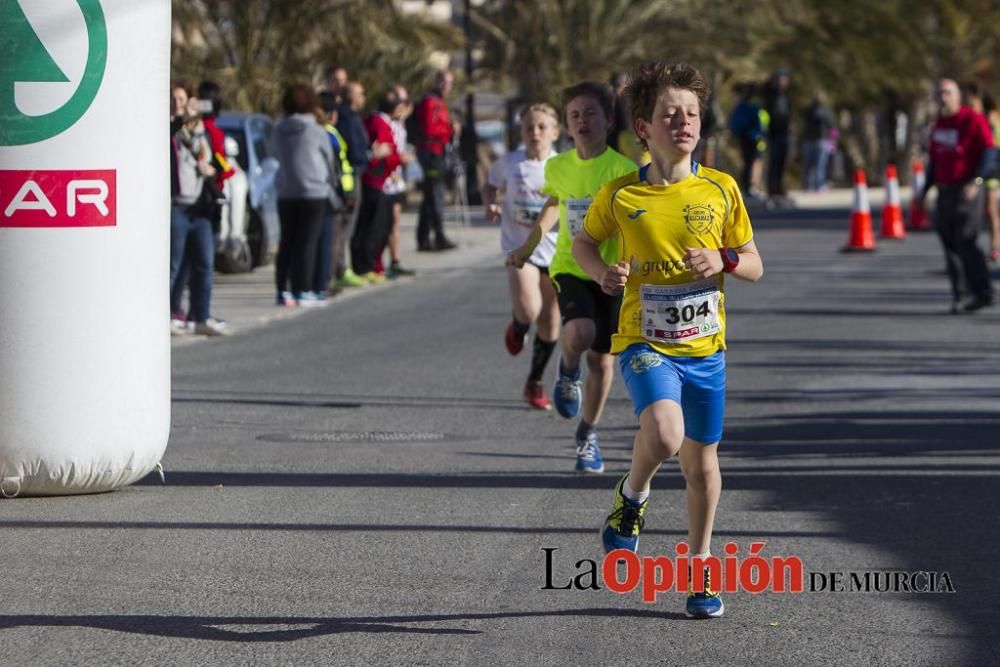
0, 0, 107, 146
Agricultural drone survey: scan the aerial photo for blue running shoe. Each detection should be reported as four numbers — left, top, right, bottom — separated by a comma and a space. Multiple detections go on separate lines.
687, 568, 725, 619
575, 431, 604, 474
601, 474, 647, 553
553, 358, 583, 418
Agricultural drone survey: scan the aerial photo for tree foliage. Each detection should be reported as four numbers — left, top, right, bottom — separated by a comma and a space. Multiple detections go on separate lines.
171, 0, 462, 113
475, 0, 999, 110
473, 0, 999, 175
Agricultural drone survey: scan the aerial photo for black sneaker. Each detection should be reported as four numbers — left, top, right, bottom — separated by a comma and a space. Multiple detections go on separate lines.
962, 295, 994, 313
388, 262, 415, 278
417, 241, 435, 252
435, 237, 457, 251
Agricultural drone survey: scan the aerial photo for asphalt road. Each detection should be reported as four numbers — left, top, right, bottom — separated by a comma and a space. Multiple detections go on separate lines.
2, 202, 999, 666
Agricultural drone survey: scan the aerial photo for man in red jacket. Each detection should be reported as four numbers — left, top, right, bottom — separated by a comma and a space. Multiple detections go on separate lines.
919, 78, 996, 313
415, 70, 457, 251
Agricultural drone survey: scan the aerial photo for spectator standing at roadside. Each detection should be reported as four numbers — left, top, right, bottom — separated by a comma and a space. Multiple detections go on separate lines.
918, 78, 995, 313
729, 83, 764, 199
982, 93, 1000, 263
381, 85, 417, 278
331, 80, 371, 288
170, 81, 238, 329
270, 83, 337, 307
415, 70, 458, 251
313, 91, 349, 298
170, 82, 189, 132
607, 72, 630, 153
800, 91, 835, 191
197, 81, 236, 197
351, 89, 403, 282
693, 91, 720, 167
762, 68, 792, 202
169, 82, 227, 336
325, 65, 349, 103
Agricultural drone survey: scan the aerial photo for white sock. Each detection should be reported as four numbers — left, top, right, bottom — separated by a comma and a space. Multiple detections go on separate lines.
692, 552, 711, 560
622, 476, 649, 504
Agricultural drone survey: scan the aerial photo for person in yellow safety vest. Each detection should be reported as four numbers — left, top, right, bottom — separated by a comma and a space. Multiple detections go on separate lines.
325, 121, 354, 197
757, 107, 770, 153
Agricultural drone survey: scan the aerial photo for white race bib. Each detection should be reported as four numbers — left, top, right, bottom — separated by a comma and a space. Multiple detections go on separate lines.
513, 199, 543, 228
640, 278, 721, 343
565, 197, 592, 238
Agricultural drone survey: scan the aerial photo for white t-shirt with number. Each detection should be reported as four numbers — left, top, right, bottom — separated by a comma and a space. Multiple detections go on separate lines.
384, 117, 408, 196
487, 147, 558, 267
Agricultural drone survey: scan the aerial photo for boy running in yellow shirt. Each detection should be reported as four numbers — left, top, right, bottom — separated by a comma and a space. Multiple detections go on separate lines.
572, 62, 763, 618
509, 82, 636, 473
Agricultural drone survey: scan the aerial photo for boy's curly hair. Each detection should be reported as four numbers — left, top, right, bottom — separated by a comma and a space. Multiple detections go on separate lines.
625, 62, 710, 149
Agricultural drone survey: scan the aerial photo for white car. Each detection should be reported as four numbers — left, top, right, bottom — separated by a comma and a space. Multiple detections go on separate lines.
216, 113, 281, 272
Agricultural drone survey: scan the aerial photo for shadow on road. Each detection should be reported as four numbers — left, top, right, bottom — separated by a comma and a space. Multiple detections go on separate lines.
0, 519, 841, 539
171, 390, 552, 412
0, 608, 685, 642
140, 404, 1000, 658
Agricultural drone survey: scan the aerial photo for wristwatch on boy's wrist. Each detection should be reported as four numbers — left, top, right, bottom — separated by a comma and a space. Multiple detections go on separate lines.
720, 247, 740, 273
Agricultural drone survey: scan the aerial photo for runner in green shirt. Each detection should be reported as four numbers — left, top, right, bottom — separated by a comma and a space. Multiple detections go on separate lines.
509, 81, 636, 473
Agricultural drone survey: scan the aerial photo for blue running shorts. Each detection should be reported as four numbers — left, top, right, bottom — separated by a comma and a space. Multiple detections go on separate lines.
619, 343, 726, 444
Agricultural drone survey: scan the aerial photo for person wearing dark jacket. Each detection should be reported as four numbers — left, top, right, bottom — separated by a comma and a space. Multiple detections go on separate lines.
270, 83, 337, 307
762, 69, 792, 199
800, 92, 835, 191
331, 81, 371, 286
729, 83, 764, 197
337, 81, 370, 182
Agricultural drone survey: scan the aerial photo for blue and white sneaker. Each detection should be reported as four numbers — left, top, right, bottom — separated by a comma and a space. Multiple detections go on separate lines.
553, 359, 583, 418
601, 474, 647, 552
296, 291, 327, 308
687, 568, 725, 619
575, 431, 604, 474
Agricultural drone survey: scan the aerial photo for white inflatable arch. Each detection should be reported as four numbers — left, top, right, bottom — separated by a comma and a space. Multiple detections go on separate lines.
0, 0, 170, 496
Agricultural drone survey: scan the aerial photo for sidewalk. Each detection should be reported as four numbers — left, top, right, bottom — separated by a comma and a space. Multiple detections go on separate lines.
173, 206, 502, 346
785, 185, 912, 210
178, 187, 910, 345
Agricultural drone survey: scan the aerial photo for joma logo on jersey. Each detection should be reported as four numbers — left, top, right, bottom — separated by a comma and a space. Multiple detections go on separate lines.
683, 204, 715, 234
1, 169, 116, 227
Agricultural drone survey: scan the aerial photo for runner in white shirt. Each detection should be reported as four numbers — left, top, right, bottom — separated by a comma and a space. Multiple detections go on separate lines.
483, 103, 562, 409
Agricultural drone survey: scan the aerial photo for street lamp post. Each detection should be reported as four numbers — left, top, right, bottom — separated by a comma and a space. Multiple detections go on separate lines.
461, 0, 481, 205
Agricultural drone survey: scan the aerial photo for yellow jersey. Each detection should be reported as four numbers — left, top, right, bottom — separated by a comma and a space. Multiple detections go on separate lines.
583, 163, 754, 358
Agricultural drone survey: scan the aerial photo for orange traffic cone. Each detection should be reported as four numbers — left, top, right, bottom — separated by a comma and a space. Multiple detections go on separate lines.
880, 163, 906, 239
843, 168, 876, 252
909, 159, 931, 231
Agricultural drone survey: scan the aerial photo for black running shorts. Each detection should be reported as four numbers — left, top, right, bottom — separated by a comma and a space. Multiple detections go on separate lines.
552, 273, 621, 354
